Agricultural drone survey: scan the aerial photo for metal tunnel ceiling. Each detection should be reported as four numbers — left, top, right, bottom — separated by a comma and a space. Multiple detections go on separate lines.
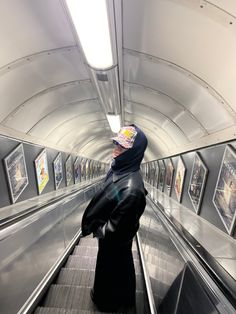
0, 0, 235, 163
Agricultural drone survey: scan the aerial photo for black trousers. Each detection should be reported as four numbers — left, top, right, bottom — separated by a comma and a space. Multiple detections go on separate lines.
92, 237, 136, 311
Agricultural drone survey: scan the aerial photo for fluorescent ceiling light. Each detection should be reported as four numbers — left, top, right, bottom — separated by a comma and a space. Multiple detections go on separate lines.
106, 114, 121, 133
65, 0, 113, 69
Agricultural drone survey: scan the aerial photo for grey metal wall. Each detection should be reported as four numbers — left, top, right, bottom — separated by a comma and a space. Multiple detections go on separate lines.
0, 135, 76, 208
160, 140, 236, 237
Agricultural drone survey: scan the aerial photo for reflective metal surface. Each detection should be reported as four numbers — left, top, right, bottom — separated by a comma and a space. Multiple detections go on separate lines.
139, 198, 185, 308
0, 183, 99, 314
146, 184, 236, 281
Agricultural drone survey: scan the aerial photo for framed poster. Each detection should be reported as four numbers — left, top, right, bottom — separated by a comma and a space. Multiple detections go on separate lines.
150, 161, 156, 186
53, 153, 63, 190
65, 155, 73, 186
174, 156, 186, 203
4, 143, 29, 203
146, 163, 150, 183
81, 158, 87, 181
85, 159, 90, 180
213, 145, 236, 235
34, 149, 49, 194
165, 158, 174, 197
90, 160, 94, 179
159, 160, 166, 192
154, 160, 159, 188
188, 153, 208, 214
74, 157, 81, 183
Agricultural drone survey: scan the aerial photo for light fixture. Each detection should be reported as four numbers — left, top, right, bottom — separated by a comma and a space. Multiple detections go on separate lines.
65, 0, 113, 69
64, 0, 123, 133
106, 114, 121, 133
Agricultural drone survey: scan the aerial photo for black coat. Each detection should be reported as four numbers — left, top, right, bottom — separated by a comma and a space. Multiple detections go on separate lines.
81, 170, 147, 243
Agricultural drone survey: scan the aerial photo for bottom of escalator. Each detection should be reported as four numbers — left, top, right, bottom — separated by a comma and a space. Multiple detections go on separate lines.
34, 236, 149, 314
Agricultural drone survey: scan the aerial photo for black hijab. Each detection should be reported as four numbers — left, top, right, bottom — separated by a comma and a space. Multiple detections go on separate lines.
107, 124, 148, 177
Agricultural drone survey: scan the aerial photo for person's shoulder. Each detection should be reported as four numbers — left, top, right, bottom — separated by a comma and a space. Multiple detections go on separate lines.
126, 171, 145, 192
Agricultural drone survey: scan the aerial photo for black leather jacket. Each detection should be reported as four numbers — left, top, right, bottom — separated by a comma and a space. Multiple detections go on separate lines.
81, 171, 147, 243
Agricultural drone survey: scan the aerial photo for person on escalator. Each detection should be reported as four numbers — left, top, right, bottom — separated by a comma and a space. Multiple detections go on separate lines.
81, 124, 148, 312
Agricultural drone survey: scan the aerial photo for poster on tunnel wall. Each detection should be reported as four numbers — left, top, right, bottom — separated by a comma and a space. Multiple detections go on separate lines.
65, 155, 73, 186
53, 152, 63, 190
154, 160, 159, 187
158, 160, 166, 192
165, 158, 174, 197
213, 145, 236, 235
188, 153, 208, 214
74, 157, 81, 183
34, 149, 49, 194
174, 156, 186, 203
4, 143, 29, 203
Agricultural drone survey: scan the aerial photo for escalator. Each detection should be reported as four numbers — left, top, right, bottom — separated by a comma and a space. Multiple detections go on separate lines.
34, 235, 149, 314
0, 180, 235, 313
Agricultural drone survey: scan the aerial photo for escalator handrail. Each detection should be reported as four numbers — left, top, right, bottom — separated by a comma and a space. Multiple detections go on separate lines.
0, 178, 102, 231
136, 232, 157, 314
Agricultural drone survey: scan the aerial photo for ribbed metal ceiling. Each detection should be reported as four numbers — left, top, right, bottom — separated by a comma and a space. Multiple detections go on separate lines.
0, 0, 235, 163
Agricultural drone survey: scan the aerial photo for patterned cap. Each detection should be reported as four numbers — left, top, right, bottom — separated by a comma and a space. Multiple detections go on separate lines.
112, 126, 138, 149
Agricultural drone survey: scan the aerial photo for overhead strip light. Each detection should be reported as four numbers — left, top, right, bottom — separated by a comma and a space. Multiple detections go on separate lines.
65, 0, 113, 69
106, 114, 121, 133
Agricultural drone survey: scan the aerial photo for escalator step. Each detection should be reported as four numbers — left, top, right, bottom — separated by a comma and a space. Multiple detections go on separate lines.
42, 285, 95, 311
35, 306, 109, 313
73, 246, 98, 257
56, 269, 95, 287
131, 250, 139, 261
56, 268, 143, 292
135, 273, 145, 291
41, 285, 146, 313
134, 260, 142, 274
79, 238, 98, 247
65, 256, 97, 270
73, 245, 138, 261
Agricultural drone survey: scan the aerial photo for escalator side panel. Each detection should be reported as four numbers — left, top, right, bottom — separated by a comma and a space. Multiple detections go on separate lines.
159, 262, 219, 314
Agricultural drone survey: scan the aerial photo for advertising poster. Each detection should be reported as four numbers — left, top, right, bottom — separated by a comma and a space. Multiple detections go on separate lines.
188, 153, 208, 214
65, 155, 73, 186
74, 157, 81, 183
213, 146, 236, 235
81, 158, 86, 181
165, 158, 174, 196
85, 159, 90, 180
154, 160, 159, 188
90, 160, 94, 179
53, 152, 63, 190
150, 161, 156, 186
159, 160, 166, 192
34, 149, 49, 194
174, 156, 186, 203
4, 143, 29, 203
146, 163, 151, 184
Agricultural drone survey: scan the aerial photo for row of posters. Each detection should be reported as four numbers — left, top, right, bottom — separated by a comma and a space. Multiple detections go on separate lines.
3, 144, 107, 204
142, 145, 236, 235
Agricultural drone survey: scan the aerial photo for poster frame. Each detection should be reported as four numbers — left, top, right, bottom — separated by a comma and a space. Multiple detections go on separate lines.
158, 159, 166, 192
34, 148, 49, 195
65, 155, 73, 186
53, 152, 63, 190
165, 158, 175, 197
154, 160, 159, 188
174, 156, 186, 203
188, 152, 208, 214
212, 145, 236, 235
4, 143, 29, 203
74, 157, 81, 184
